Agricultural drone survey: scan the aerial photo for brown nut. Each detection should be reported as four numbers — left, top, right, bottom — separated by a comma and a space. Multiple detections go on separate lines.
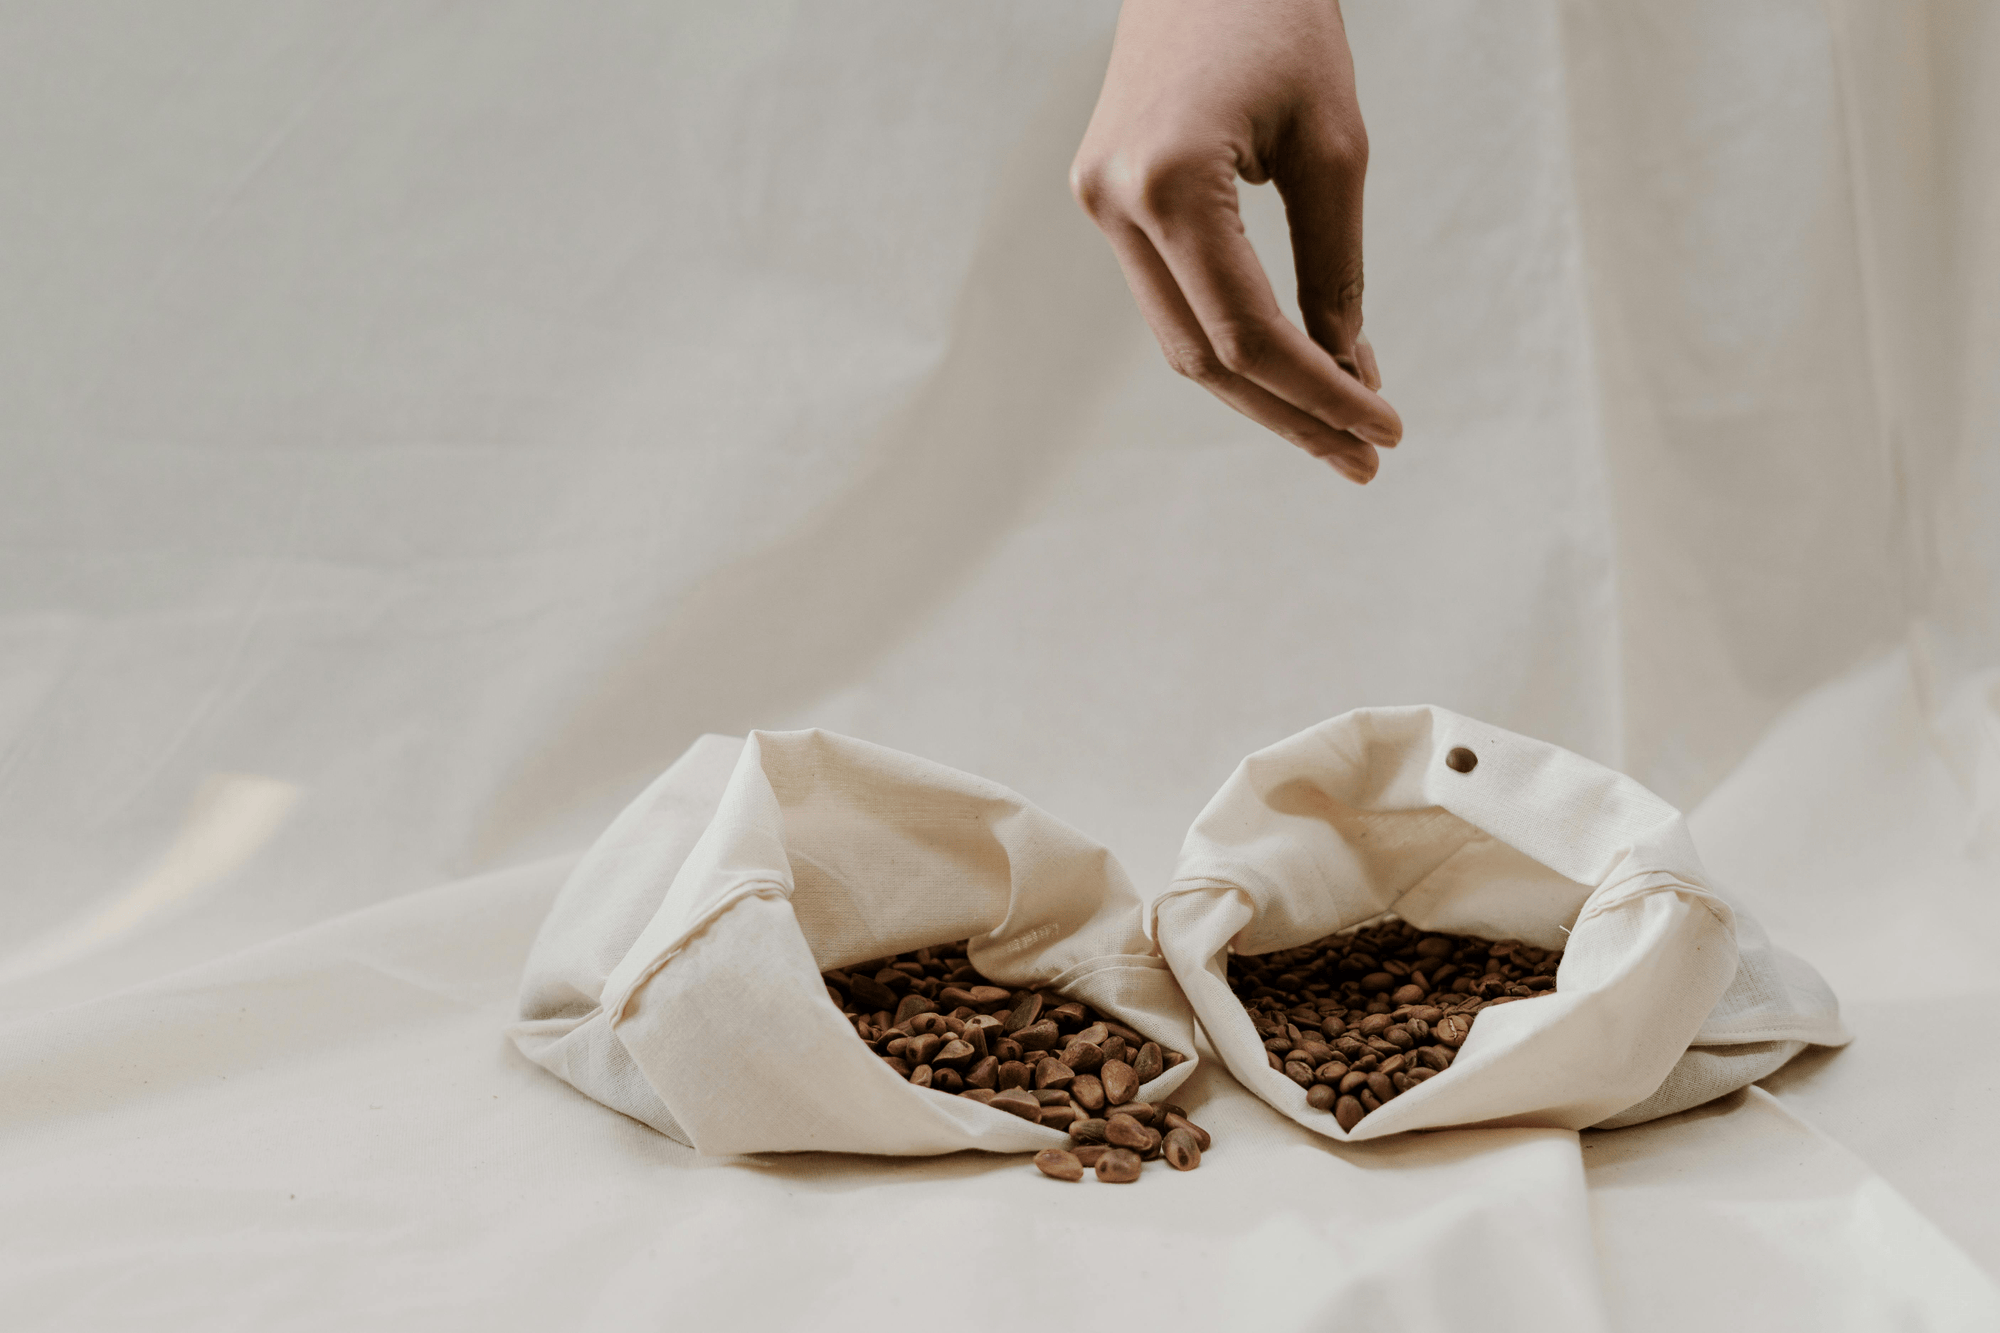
1003, 994, 1043, 1033
1073, 1144, 1110, 1168
996, 1060, 1034, 1092
965, 986, 1012, 1009
933, 1039, 975, 1070
1161, 1112, 1210, 1152
1132, 1042, 1164, 1083
1162, 1127, 1202, 1171
1069, 1074, 1106, 1112
965, 1056, 1000, 1089
1039, 1105, 1081, 1132
959, 1087, 997, 1104
1014, 1020, 1061, 1053
895, 994, 937, 1025
1034, 1149, 1084, 1182
989, 1089, 1042, 1123
1060, 1041, 1105, 1074
1034, 1058, 1075, 1091
1104, 1113, 1152, 1151
1074, 1022, 1109, 1048
1069, 1118, 1109, 1145
1101, 1060, 1139, 1106
1095, 1148, 1142, 1183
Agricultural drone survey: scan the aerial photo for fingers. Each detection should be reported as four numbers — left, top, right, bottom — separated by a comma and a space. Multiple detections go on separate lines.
1354, 332, 1382, 392
1274, 113, 1372, 377
1096, 217, 1380, 482
1114, 150, 1401, 454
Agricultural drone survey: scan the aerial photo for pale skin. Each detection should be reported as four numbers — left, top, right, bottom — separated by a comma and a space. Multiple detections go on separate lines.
1071, 0, 1400, 483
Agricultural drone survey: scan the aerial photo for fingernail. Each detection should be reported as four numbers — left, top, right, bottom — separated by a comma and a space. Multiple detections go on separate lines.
1353, 422, 1398, 450
1332, 452, 1376, 485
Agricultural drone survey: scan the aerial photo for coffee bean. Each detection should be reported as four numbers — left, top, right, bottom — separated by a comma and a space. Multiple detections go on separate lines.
1306, 1085, 1338, 1111
825, 939, 1201, 1181
848, 973, 898, 1011
1357, 1014, 1392, 1036
1335, 1096, 1364, 1131
1162, 1127, 1202, 1171
1391, 1072, 1414, 1093
1096, 1148, 1142, 1183
1361, 972, 1395, 993
1409, 1067, 1437, 1083
1282, 1061, 1314, 1088
1105, 1113, 1151, 1150
1004, 994, 1043, 1034
1162, 1112, 1211, 1151
1417, 1046, 1451, 1072
1039, 1105, 1081, 1132
1338, 1070, 1369, 1095
1366, 1071, 1394, 1103
1061, 1040, 1105, 1074
1435, 1014, 1472, 1048
1048, 1002, 1089, 1029
1392, 984, 1426, 1006
1446, 746, 1477, 773
1014, 1020, 1061, 1053
1035, 1149, 1084, 1181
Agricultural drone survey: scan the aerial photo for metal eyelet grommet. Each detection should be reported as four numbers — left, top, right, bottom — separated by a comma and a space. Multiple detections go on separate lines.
1445, 746, 1478, 773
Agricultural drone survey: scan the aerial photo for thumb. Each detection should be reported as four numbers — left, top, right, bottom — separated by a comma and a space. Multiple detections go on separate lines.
1274, 120, 1372, 385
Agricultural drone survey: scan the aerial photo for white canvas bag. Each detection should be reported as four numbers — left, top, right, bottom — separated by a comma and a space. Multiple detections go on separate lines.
512, 729, 1198, 1156
1149, 706, 1849, 1140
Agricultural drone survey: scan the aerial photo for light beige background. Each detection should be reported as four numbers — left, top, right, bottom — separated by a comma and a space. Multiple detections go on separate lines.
2, 2, 1997, 1328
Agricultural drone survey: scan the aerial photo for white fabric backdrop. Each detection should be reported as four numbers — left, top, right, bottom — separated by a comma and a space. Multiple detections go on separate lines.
2, 1, 1997, 1327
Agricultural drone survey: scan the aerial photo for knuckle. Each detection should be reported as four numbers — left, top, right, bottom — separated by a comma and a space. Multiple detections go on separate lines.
1132, 150, 1224, 221
1161, 340, 1229, 385
1206, 320, 1275, 377
1069, 158, 1113, 220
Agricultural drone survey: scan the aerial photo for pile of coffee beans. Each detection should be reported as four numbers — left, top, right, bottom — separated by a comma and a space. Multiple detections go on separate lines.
1225, 917, 1561, 1131
824, 940, 1208, 1182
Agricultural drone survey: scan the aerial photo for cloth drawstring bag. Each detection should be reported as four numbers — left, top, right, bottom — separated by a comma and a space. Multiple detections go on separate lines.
511, 729, 1198, 1156
1148, 705, 1849, 1140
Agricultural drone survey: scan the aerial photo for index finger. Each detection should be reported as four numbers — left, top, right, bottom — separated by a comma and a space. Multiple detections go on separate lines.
1130, 155, 1401, 449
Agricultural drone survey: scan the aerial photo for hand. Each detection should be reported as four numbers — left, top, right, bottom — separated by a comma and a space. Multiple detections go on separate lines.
1071, 0, 1399, 483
